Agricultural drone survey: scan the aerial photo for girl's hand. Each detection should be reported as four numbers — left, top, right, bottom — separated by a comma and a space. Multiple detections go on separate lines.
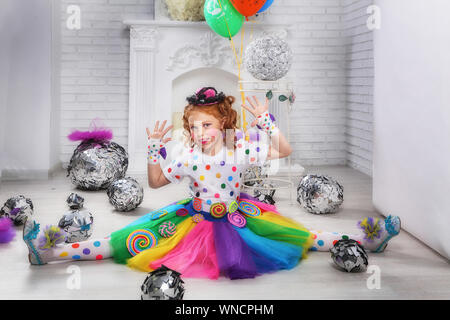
241, 96, 269, 127
146, 120, 173, 144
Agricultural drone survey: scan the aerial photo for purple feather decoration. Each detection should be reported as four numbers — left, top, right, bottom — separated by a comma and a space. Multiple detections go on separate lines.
38, 225, 67, 250
67, 118, 113, 142
0, 217, 15, 243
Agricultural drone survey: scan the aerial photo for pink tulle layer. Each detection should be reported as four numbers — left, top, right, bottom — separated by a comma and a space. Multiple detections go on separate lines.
68, 129, 113, 142
150, 220, 220, 279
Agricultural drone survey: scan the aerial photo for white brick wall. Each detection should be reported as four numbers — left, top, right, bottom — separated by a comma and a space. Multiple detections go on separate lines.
343, 0, 374, 176
59, 0, 154, 165
266, 0, 347, 166
59, 0, 374, 175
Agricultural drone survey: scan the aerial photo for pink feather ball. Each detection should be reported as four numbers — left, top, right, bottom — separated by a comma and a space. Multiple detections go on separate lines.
0, 217, 15, 243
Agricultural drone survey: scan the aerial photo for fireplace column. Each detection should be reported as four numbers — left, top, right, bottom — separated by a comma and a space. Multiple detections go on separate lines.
127, 26, 158, 174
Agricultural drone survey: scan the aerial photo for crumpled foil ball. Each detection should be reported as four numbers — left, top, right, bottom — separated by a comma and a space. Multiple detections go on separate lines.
107, 177, 144, 212
58, 208, 94, 243
67, 140, 128, 191
253, 181, 276, 205
0, 195, 34, 226
165, 0, 205, 21
296, 174, 344, 214
141, 265, 185, 300
244, 35, 293, 81
243, 166, 267, 187
330, 239, 369, 273
66, 193, 84, 209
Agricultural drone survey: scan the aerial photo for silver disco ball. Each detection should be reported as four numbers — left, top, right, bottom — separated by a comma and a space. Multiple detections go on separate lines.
297, 174, 343, 214
67, 141, 128, 190
107, 177, 144, 212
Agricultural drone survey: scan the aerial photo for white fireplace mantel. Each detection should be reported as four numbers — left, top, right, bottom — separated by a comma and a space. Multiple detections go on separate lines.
124, 19, 292, 174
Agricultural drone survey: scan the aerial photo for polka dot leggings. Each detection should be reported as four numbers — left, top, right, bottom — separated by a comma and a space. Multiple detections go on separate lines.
309, 230, 364, 252
48, 237, 112, 261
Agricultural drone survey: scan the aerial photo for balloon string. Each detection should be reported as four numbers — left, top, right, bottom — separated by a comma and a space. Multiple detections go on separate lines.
217, 0, 248, 134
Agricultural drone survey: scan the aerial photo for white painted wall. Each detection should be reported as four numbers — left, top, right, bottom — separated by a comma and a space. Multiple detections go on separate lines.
373, 0, 450, 259
343, 0, 374, 176
0, 0, 57, 180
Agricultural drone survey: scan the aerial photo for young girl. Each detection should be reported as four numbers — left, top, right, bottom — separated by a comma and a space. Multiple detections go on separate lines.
23, 87, 401, 280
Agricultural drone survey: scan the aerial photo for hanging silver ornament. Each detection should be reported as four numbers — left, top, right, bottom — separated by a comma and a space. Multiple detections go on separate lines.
67, 141, 128, 191
141, 265, 185, 300
330, 239, 369, 273
244, 35, 293, 81
297, 174, 344, 214
0, 195, 34, 226
107, 177, 144, 212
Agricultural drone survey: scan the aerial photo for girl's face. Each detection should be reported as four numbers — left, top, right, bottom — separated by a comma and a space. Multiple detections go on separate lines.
188, 111, 224, 151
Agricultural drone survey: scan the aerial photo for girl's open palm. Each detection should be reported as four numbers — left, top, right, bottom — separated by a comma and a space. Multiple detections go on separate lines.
241, 96, 269, 127
146, 120, 173, 144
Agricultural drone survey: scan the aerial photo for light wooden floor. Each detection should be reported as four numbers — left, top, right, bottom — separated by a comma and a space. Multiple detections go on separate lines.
0, 165, 449, 300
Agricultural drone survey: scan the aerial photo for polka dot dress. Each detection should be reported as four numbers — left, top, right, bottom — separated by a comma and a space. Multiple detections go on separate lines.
162, 130, 269, 206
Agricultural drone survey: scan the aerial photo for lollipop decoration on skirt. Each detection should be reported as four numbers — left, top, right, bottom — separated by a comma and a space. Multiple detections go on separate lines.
107, 177, 144, 212
58, 193, 94, 243
330, 239, 369, 273
141, 265, 185, 300
297, 174, 344, 214
67, 119, 128, 190
244, 35, 293, 81
0, 195, 34, 226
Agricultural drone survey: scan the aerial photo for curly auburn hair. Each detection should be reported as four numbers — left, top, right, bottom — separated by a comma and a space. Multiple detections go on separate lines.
182, 95, 238, 149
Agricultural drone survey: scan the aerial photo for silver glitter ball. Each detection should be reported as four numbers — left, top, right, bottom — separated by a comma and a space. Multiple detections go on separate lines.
141, 265, 185, 300
243, 166, 267, 187
58, 208, 94, 243
67, 141, 128, 191
330, 239, 369, 272
107, 177, 144, 212
0, 195, 34, 226
297, 174, 344, 214
253, 181, 276, 205
66, 193, 84, 209
244, 35, 293, 81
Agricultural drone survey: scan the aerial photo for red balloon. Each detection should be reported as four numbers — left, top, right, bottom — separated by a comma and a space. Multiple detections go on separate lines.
229, 0, 266, 18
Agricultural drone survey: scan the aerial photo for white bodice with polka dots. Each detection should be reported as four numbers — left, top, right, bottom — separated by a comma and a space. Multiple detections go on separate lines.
162, 129, 269, 207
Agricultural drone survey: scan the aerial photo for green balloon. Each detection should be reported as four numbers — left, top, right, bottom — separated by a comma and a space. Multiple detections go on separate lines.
204, 0, 244, 38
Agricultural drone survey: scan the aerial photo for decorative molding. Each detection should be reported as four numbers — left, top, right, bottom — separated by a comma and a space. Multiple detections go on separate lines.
130, 26, 159, 48
166, 31, 236, 71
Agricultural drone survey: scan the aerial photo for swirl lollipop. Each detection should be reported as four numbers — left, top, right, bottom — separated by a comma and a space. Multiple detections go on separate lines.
210, 202, 227, 219
159, 221, 176, 238
228, 212, 247, 228
176, 208, 189, 217
192, 214, 205, 223
192, 198, 202, 212
126, 229, 158, 256
238, 200, 261, 217
150, 209, 168, 220
228, 200, 239, 213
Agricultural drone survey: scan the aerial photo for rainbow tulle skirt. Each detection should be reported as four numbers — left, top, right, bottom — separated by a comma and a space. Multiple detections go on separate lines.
110, 193, 314, 280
